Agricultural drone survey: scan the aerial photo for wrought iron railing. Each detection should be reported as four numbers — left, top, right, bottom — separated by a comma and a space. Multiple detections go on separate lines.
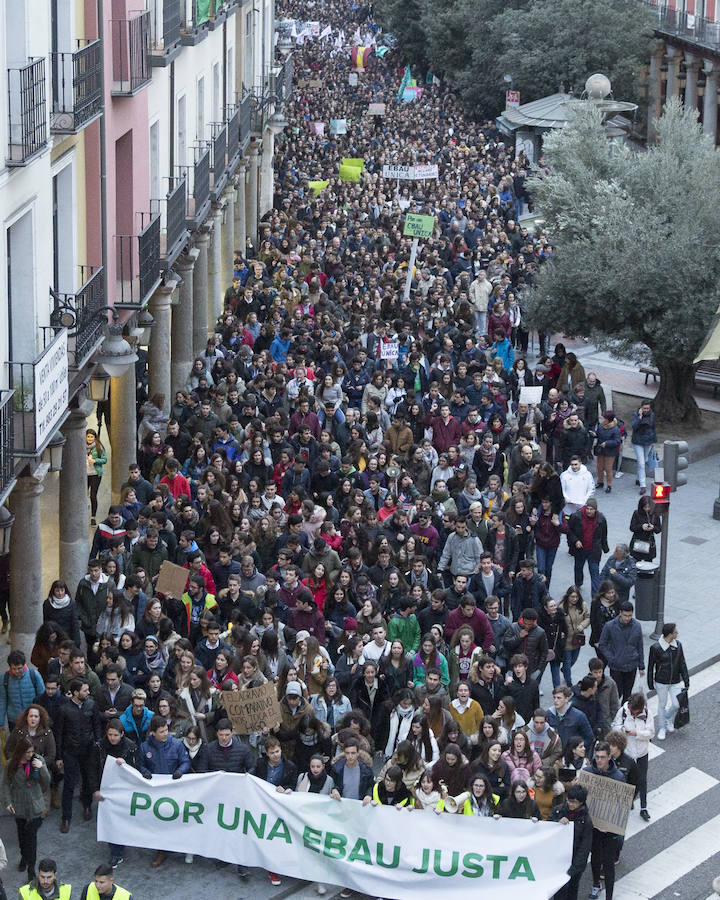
110, 11, 151, 95
211, 123, 227, 191
239, 92, 252, 149
278, 55, 293, 104
6, 58, 47, 165
0, 392, 14, 503
51, 40, 103, 133
646, 1, 720, 51
165, 176, 188, 254
150, 0, 182, 50
116, 214, 161, 305
51, 266, 106, 368
185, 146, 211, 222
226, 105, 239, 165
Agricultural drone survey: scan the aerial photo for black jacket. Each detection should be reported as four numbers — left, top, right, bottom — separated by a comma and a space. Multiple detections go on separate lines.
255, 755, 299, 790
95, 683, 134, 719
349, 677, 391, 737
568, 509, 609, 562
56, 696, 102, 757
206, 735, 255, 773
90, 734, 139, 792
549, 802, 593, 877
505, 674, 540, 724
469, 673, 506, 715
647, 640, 689, 689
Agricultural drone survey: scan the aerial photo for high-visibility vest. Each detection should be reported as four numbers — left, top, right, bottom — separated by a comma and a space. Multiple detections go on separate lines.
19, 885, 72, 900
372, 782, 412, 807
86, 885, 131, 900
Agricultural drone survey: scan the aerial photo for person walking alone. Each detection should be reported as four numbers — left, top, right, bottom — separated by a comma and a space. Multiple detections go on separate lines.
647, 623, 689, 741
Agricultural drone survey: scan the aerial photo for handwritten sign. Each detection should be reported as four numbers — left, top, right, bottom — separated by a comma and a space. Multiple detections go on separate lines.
155, 560, 189, 598
519, 386, 543, 405
403, 213, 435, 239
34, 329, 68, 450
380, 341, 399, 360
223, 681, 282, 734
577, 770, 635, 835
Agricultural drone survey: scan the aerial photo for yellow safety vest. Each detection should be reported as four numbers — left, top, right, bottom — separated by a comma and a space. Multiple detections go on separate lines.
372, 782, 412, 807
19, 886, 71, 900
86, 886, 131, 900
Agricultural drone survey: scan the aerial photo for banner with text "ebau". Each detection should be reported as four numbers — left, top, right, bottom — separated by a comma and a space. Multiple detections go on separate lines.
97, 762, 572, 899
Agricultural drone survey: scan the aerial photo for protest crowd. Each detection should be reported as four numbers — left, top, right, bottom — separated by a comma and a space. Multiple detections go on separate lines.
0, 0, 694, 898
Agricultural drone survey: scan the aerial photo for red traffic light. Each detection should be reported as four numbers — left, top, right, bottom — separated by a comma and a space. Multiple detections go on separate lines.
652, 482, 671, 504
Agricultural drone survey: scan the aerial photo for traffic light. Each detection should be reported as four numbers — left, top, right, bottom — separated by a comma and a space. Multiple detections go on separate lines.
664, 440, 689, 491
652, 482, 671, 504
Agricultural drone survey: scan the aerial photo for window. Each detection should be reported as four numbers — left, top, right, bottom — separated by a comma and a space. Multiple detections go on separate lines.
177, 94, 187, 169
150, 121, 160, 214
212, 62, 220, 123
196, 77, 205, 142
244, 11, 253, 92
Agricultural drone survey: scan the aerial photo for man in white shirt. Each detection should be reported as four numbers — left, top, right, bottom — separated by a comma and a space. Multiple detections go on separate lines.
360, 624, 391, 663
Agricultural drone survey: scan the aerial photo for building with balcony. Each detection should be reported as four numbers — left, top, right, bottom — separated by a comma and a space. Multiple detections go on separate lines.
646, 0, 720, 143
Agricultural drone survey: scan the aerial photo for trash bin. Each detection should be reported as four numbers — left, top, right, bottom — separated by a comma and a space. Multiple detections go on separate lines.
634, 561, 659, 620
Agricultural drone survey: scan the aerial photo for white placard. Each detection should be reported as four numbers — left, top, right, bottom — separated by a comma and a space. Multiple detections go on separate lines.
412, 164, 439, 180
34, 329, 68, 449
519, 386, 543, 405
381, 164, 438, 181
380, 341, 399, 360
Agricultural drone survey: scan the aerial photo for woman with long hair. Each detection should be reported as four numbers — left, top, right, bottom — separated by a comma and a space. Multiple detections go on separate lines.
96, 591, 136, 642
5, 705, 56, 812
501, 730, 542, 784
412, 634, 450, 687
252, 516, 280, 572
30, 621, 67, 679
492, 695, 525, 747
310, 676, 352, 731
42, 580, 81, 647
207, 648, 239, 690
86, 428, 107, 525
174, 650, 197, 695
136, 597, 163, 641
561, 585, 590, 685
178, 666, 222, 742
0, 737, 50, 880
589, 581, 620, 656
409, 713, 440, 765
379, 640, 413, 695
474, 739, 511, 803
498, 780, 540, 821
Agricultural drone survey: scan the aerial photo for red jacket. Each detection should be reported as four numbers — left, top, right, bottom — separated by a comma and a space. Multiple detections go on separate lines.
159, 472, 192, 500
183, 561, 217, 596
444, 607, 494, 650
288, 607, 326, 645
431, 415, 464, 453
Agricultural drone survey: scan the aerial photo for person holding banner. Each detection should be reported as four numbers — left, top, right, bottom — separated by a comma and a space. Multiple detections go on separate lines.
582, 741, 626, 900
549, 784, 593, 900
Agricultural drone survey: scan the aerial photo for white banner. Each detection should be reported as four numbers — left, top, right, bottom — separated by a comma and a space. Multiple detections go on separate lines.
382, 164, 438, 181
98, 761, 572, 899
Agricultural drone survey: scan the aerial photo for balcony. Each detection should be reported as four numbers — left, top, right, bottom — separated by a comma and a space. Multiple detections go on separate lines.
149, 0, 182, 64
50, 267, 107, 370
239, 92, 252, 151
185, 146, 211, 227
6, 58, 47, 166
116, 214, 162, 306
226, 104, 240, 169
110, 11, 151, 96
159, 176, 189, 265
210, 122, 227, 198
277, 55, 293, 104
7, 328, 69, 458
180, 0, 226, 42
0, 392, 15, 505
646, 1, 720, 53
51, 41, 103, 134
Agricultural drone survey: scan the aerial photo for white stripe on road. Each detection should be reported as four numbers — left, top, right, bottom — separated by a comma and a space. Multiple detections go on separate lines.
614, 814, 720, 899
624, 767, 719, 840
647, 741, 664, 760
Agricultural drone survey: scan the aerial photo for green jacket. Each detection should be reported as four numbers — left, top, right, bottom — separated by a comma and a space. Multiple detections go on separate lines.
0, 755, 50, 819
387, 613, 421, 655
88, 446, 107, 477
130, 542, 169, 581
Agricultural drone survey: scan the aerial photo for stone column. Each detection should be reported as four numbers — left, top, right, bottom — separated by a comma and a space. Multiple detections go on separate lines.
148, 277, 178, 410
59, 399, 95, 594
648, 39, 665, 144
259, 128, 274, 219
665, 46, 681, 102
685, 53, 700, 111
110, 361, 138, 503
194, 228, 211, 350
208, 206, 223, 330
235, 165, 247, 258
171, 247, 200, 394
9, 473, 45, 656
245, 141, 259, 246
703, 61, 718, 143
222, 185, 236, 291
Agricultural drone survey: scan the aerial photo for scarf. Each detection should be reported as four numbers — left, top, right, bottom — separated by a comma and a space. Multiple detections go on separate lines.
183, 738, 202, 760
144, 644, 166, 671
306, 770, 329, 793
384, 704, 415, 757
23, 761, 32, 786
479, 443, 497, 467
49, 595, 71, 610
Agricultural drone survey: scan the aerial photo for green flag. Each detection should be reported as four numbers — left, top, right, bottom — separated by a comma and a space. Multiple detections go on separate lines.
396, 66, 411, 103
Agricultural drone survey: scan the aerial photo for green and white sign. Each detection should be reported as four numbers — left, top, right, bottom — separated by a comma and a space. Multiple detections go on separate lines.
403, 214, 435, 238
98, 761, 572, 898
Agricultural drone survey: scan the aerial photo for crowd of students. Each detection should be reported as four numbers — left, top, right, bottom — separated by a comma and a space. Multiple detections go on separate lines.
0, 1, 694, 899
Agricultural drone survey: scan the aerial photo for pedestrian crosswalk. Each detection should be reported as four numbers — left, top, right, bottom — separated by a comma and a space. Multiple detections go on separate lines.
623, 768, 717, 840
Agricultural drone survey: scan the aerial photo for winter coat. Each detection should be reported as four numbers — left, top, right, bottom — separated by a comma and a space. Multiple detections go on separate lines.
0, 755, 50, 819
568, 509, 609, 562
595, 674, 620, 737
438, 532, 484, 577
89, 734, 140, 792
647, 638, 689, 689
206, 735, 255, 773
598, 616, 644, 673
559, 420, 592, 467
510, 573, 548, 620
330, 756, 374, 799
0, 666, 44, 726
505, 674, 540, 725
593, 419, 622, 458
563, 601, 590, 652
119, 706, 154, 744
503, 623, 549, 677
75, 573, 113, 636
42, 597, 82, 646
502, 747, 542, 784
5, 726, 56, 768
631, 409, 656, 446
549, 802, 593, 877
546, 705, 594, 751
139, 733, 191, 776
560, 465, 595, 509
629, 503, 662, 562
56, 696, 102, 756
255, 755, 298, 790
599, 554, 637, 603
612, 702, 655, 760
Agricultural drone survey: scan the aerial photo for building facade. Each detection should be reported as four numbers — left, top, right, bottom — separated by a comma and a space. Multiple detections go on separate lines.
0, 0, 284, 656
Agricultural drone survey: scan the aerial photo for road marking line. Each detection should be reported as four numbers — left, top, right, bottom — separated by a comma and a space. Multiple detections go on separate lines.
614, 814, 720, 899
624, 767, 718, 840
647, 742, 664, 760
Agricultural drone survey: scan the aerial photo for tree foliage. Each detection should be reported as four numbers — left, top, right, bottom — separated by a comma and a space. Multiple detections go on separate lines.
375, 0, 653, 119
524, 101, 720, 426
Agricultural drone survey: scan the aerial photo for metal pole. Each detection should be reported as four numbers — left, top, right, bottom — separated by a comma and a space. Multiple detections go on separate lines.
651, 504, 669, 640
403, 236, 419, 301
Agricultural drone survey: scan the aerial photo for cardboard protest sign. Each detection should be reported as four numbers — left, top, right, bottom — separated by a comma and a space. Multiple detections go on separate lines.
155, 561, 189, 598
223, 681, 282, 734
577, 770, 636, 835
519, 386, 543, 405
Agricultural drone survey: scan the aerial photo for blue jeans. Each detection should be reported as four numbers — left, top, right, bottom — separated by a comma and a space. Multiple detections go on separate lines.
549, 658, 563, 688
536, 546, 558, 588
573, 551, 600, 595
562, 648, 581, 685
633, 443, 655, 488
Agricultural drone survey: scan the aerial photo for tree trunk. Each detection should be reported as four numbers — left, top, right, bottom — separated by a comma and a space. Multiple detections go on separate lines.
653, 358, 702, 428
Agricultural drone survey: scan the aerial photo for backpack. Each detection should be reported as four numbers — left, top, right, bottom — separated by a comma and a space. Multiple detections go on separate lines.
3, 667, 44, 697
